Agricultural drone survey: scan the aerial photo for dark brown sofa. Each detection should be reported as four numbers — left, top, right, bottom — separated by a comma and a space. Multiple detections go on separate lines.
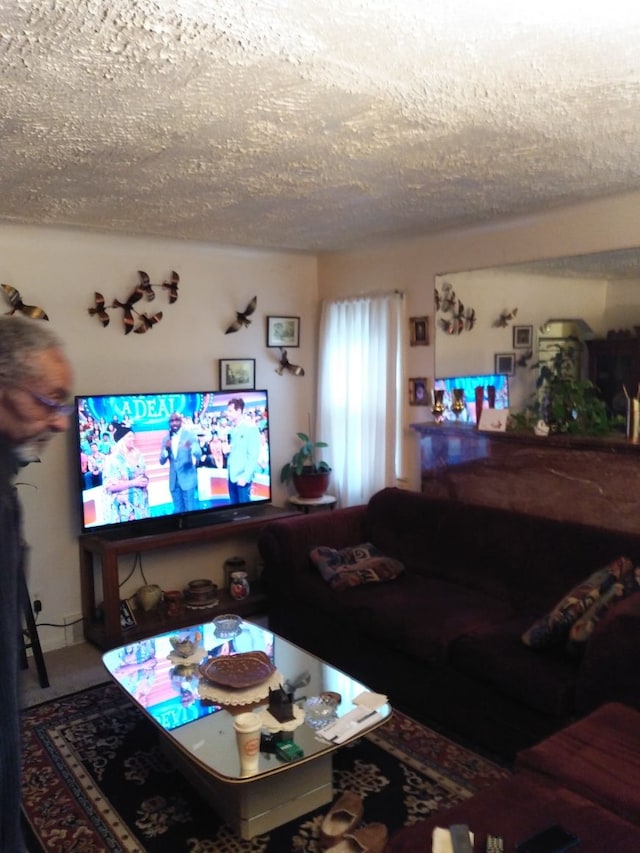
258, 487, 640, 758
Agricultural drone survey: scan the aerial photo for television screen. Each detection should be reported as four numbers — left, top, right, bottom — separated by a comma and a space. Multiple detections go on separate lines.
74, 389, 271, 535
434, 373, 509, 423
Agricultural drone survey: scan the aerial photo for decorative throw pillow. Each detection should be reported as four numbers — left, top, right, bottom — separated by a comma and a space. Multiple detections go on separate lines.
310, 542, 405, 592
567, 565, 640, 650
521, 556, 635, 649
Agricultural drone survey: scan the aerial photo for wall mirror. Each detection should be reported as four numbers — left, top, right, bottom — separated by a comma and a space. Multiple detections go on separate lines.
434, 248, 640, 419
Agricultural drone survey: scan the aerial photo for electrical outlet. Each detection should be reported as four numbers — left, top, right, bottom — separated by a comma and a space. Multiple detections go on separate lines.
63, 613, 83, 646
33, 598, 42, 614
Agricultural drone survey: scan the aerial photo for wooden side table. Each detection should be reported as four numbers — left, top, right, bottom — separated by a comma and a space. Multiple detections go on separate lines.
288, 494, 337, 513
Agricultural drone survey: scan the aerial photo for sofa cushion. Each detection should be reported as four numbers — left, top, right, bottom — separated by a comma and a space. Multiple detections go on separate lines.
309, 542, 405, 591
449, 616, 578, 716
521, 556, 634, 649
515, 702, 640, 825
328, 574, 516, 664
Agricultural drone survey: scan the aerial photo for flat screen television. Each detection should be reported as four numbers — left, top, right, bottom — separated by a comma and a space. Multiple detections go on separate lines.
74, 389, 271, 535
434, 373, 510, 423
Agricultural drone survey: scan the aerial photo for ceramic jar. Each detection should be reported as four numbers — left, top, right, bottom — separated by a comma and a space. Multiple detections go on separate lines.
230, 571, 250, 600
136, 584, 163, 612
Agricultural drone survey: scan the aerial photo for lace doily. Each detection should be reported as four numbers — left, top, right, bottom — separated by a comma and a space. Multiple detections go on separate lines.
198, 669, 283, 708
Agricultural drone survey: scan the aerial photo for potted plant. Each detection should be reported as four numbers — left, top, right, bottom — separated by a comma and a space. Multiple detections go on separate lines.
280, 430, 331, 499
511, 340, 612, 436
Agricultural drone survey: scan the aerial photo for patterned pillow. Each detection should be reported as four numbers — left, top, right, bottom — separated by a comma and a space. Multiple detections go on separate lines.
522, 556, 634, 649
310, 542, 405, 592
567, 565, 640, 650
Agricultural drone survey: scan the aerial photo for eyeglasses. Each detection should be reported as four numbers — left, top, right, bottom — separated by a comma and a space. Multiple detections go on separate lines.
19, 386, 75, 417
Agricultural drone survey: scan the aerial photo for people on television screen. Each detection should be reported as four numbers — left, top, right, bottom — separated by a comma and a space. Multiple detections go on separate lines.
103, 426, 150, 522
223, 397, 261, 504
159, 411, 199, 512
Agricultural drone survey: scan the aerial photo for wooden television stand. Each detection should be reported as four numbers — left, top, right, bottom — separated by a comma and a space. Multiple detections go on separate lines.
79, 506, 295, 650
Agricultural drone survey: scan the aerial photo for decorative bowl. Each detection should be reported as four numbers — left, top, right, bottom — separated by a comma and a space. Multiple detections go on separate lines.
303, 694, 339, 729
212, 613, 242, 639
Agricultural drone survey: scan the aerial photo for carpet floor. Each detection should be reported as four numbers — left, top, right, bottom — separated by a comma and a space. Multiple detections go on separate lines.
21, 682, 508, 852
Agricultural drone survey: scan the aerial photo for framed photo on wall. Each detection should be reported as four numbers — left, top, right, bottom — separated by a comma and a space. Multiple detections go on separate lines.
409, 316, 429, 346
219, 358, 256, 391
494, 352, 516, 376
513, 325, 533, 348
267, 316, 300, 348
409, 377, 430, 405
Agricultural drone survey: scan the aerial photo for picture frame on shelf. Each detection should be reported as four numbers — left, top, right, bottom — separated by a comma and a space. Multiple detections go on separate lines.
513, 325, 533, 348
494, 352, 516, 376
219, 358, 256, 391
267, 316, 300, 348
409, 377, 430, 405
119, 599, 137, 631
409, 316, 429, 346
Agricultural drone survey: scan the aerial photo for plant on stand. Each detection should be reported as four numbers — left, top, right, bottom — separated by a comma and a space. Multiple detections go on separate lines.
280, 422, 331, 499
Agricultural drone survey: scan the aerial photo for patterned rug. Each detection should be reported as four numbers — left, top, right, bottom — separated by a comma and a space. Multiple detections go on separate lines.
21, 683, 508, 852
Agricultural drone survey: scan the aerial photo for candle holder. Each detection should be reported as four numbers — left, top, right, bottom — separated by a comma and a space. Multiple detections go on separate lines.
451, 388, 465, 421
431, 389, 445, 423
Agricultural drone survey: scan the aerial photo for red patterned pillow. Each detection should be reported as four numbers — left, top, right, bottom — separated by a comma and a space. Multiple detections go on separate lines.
522, 556, 634, 649
310, 542, 405, 592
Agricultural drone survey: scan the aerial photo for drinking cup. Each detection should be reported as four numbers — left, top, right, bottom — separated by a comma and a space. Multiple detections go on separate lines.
233, 712, 261, 776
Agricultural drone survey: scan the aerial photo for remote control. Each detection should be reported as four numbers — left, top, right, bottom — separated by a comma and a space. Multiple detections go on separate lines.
450, 824, 474, 853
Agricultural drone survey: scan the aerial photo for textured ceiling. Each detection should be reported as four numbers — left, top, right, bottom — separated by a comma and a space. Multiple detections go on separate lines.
1, 0, 640, 252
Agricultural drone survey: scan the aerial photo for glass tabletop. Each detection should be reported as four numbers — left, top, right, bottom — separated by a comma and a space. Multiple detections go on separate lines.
103, 619, 391, 782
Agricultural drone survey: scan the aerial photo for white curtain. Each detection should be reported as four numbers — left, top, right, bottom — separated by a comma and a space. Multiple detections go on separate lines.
317, 291, 405, 507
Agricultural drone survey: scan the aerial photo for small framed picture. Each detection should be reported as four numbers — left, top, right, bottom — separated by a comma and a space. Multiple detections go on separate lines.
513, 325, 533, 348
495, 352, 516, 376
267, 316, 300, 348
219, 358, 256, 391
120, 599, 137, 631
409, 316, 429, 346
409, 377, 430, 406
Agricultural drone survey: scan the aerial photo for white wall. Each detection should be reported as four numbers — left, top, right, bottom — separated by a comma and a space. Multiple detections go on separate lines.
1, 224, 317, 651
318, 189, 640, 490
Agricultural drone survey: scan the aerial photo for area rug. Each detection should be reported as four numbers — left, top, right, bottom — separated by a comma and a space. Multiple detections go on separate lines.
21, 682, 508, 852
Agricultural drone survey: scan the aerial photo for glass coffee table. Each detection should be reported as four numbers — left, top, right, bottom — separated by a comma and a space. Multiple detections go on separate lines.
103, 618, 391, 839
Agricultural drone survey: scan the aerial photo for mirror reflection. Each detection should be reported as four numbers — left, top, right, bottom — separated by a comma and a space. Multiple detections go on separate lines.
434, 248, 640, 420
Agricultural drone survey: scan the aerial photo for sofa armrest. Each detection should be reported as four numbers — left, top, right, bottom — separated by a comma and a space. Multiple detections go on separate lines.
575, 591, 640, 715
258, 505, 368, 595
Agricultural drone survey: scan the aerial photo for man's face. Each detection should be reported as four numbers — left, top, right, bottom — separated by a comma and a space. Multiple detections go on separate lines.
169, 414, 182, 433
225, 405, 240, 424
1, 347, 73, 455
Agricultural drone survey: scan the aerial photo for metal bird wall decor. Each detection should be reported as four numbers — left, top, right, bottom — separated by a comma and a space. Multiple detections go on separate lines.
225, 296, 257, 334
494, 308, 518, 328
275, 348, 305, 376
1, 284, 49, 320
87, 270, 179, 334
435, 281, 476, 336
516, 349, 533, 368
